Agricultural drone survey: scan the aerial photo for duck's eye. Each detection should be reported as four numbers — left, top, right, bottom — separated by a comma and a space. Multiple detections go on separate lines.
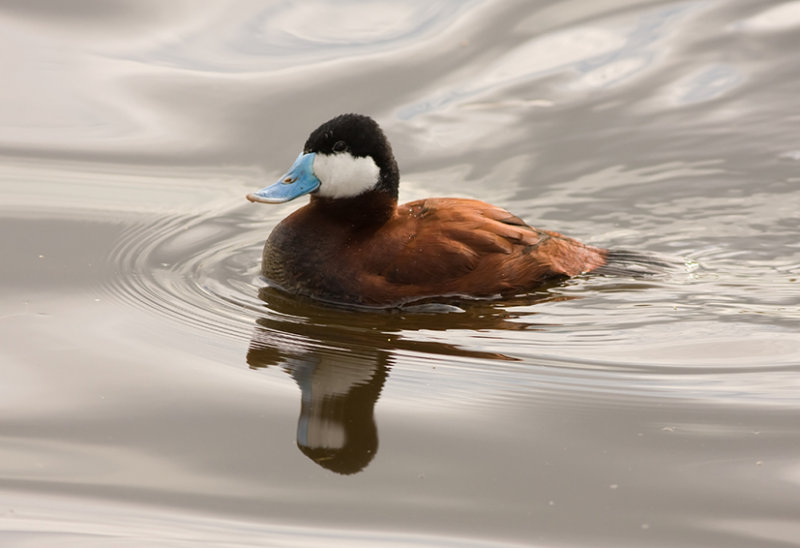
332, 140, 347, 153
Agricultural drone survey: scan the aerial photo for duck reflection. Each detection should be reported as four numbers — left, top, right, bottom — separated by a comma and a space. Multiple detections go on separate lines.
247, 324, 389, 475
246, 285, 563, 474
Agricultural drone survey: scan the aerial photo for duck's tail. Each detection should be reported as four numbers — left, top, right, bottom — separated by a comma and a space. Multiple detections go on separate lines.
594, 249, 678, 277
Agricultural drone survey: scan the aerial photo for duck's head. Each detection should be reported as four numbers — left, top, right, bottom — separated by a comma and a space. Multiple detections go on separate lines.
247, 114, 400, 205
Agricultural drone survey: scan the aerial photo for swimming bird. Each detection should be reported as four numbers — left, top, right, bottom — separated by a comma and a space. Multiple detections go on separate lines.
246, 113, 608, 307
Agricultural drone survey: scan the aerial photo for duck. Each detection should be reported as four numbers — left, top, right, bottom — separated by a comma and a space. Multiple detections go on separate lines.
246, 113, 608, 307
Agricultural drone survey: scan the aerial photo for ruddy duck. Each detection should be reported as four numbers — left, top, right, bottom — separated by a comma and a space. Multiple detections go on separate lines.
247, 114, 608, 307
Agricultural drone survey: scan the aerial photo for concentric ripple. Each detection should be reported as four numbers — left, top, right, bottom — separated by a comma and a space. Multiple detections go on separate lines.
105, 210, 268, 342
99, 203, 800, 406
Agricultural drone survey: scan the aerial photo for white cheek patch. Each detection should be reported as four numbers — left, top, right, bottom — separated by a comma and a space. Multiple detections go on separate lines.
313, 152, 380, 199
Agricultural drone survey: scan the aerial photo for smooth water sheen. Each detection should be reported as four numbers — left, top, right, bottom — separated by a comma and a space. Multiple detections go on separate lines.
2, 1, 800, 546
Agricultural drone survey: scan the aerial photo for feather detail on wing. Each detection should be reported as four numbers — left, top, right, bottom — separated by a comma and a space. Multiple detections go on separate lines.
369, 198, 605, 295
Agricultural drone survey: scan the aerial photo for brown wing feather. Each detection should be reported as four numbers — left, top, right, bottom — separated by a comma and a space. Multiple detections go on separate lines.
357, 198, 605, 302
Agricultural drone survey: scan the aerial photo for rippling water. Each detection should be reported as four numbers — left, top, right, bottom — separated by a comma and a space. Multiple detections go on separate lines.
2, 1, 800, 546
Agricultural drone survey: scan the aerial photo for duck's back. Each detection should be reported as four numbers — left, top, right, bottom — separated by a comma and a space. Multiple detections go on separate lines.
263, 197, 607, 307
373, 198, 607, 299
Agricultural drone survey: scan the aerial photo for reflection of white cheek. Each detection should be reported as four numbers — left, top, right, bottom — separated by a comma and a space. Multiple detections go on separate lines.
314, 153, 380, 199
301, 418, 346, 450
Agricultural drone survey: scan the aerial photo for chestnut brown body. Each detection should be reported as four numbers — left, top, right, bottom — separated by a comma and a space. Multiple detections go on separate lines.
263, 192, 607, 307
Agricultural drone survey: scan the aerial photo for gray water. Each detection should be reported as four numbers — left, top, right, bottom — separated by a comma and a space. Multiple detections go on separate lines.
2, 1, 800, 546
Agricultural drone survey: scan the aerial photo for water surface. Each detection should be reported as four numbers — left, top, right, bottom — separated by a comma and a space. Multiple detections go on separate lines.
2, 1, 800, 546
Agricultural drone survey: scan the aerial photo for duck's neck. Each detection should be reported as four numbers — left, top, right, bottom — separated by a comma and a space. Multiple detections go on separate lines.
310, 190, 397, 228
